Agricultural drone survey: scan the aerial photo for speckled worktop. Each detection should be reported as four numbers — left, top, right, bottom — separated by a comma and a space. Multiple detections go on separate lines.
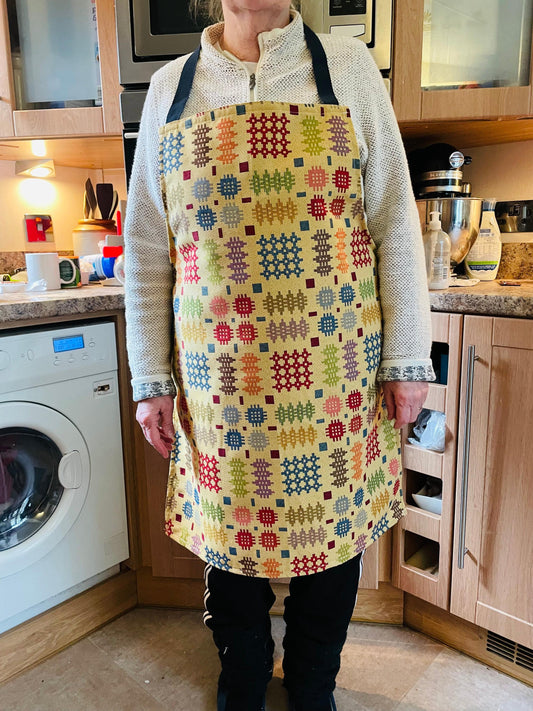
0, 284, 125, 325
428, 280, 533, 318
1, 281, 533, 325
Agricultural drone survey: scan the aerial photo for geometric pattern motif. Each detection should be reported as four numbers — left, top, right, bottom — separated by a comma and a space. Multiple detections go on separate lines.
160, 100, 405, 577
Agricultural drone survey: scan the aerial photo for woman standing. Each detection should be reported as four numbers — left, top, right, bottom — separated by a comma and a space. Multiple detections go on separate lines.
125, 2, 434, 709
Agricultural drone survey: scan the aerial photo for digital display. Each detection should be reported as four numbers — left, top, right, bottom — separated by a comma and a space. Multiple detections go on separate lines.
330, 0, 367, 16
53, 335, 85, 353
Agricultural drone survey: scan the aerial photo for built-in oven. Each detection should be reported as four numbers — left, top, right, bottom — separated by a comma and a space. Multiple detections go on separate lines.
117, 0, 394, 184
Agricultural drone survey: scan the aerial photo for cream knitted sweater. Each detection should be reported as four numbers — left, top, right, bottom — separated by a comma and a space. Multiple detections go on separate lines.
125, 12, 435, 402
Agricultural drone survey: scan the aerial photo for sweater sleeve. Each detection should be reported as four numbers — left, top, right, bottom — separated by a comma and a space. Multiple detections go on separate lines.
124, 75, 177, 402
355, 45, 435, 382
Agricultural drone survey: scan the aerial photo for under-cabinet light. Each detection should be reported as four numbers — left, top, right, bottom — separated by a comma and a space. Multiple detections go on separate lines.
15, 159, 55, 179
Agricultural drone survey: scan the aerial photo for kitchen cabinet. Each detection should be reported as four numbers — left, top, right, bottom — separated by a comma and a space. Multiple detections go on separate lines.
0, 0, 121, 139
394, 313, 533, 650
450, 315, 533, 649
393, 0, 533, 122
392, 312, 463, 610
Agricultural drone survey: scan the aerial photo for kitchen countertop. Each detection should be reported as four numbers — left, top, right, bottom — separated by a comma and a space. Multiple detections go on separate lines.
0, 284, 125, 325
1, 281, 533, 324
428, 280, 533, 318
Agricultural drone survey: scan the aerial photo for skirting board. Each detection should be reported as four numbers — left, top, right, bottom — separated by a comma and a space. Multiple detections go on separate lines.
0, 570, 137, 685
136, 566, 403, 625
404, 593, 533, 688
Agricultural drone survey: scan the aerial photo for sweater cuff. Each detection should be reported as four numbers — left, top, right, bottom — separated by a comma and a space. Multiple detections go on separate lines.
377, 359, 436, 382
131, 375, 177, 402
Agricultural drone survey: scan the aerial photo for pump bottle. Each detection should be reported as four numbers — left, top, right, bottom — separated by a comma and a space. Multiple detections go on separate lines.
423, 210, 451, 290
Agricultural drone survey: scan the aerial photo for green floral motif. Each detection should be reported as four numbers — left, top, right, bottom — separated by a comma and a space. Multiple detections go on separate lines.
202, 499, 225, 523
205, 239, 224, 284
275, 400, 315, 425
229, 459, 248, 497
250, 168, 296, 196
302, 116, 325, 156
359, 277, 375, 301
323, 344, 341, 386
367, 467, 386, 495
337, 542, 352, 564
382, 416, 397, 451
181, 296, 203, 318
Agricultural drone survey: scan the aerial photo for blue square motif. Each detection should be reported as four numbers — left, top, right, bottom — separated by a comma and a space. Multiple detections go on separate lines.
293, 158, 304, 167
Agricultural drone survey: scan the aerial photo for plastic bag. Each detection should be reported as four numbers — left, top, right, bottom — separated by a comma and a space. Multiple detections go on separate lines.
408, 408, 446, 452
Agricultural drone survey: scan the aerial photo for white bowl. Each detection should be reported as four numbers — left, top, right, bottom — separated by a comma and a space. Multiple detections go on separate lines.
412, 485, 442, 515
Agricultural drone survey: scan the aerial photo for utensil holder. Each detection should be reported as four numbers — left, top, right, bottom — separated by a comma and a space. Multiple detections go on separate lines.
73, 219, 116, 258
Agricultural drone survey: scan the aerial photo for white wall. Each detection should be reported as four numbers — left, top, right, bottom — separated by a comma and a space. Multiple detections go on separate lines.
0, 162, 126, 253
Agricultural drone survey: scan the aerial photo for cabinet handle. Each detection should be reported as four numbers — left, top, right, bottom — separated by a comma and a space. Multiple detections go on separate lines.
457, 345, 480, 570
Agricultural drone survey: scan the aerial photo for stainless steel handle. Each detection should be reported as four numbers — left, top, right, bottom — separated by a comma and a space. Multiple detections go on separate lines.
124, 131, 139, 140
457, 345, 479, 569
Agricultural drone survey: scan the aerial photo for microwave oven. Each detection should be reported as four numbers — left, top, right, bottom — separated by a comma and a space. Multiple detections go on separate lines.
116, 0, 393, 87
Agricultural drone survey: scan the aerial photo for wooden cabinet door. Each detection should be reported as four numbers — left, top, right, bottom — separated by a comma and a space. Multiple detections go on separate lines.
0, 1, 14, 137
6, 0, 120, 138
393, 0, 532, 122
450, 316, 533, 648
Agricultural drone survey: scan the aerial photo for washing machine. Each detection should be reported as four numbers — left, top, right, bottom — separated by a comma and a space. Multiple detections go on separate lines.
0, 321, 129, 633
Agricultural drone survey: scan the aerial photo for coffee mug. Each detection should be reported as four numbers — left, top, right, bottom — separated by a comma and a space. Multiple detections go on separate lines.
25, 252, 61, 290
59, 256, 82, 288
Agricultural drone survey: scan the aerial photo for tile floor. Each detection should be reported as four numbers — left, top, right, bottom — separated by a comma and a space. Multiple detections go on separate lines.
1, 608, 532, 711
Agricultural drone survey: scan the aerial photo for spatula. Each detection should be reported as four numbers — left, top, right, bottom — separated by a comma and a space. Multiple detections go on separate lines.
109, 190, 119, 220
96, 183, 114, 220
85, 178, 97, 219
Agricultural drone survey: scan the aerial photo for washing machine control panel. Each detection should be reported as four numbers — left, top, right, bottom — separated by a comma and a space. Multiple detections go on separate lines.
0, 321, 117, 394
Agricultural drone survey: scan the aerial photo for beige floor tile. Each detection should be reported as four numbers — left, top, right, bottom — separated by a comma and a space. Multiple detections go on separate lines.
89, 608, 219, 709
334, 633, 444, 711
0, 637, 165, 711
394, 646, 533, 711
346, 622, 444, 648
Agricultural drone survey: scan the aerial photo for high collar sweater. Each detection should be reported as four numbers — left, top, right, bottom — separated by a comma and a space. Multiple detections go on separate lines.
124, 12, 434, 401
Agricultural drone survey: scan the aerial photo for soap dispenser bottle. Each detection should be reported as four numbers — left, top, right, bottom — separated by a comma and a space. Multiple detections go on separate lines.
465, 198, 502, 281
423, 210, 451, 290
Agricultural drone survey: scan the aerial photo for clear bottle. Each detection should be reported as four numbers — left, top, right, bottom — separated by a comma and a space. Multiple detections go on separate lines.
465, 198, 502, 281
423, 210, 451, 290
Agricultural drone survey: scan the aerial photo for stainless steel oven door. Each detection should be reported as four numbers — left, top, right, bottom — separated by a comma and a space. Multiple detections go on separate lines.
116, 0, 206, 86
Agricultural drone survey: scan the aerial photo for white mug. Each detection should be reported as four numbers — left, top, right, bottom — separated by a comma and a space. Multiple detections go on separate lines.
25, 252, 61, 290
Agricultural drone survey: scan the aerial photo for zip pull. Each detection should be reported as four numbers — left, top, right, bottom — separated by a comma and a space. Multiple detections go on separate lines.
249, 73, 256, 91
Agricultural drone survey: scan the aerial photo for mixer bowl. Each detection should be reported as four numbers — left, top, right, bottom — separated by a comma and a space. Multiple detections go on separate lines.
417, 198, 483, 266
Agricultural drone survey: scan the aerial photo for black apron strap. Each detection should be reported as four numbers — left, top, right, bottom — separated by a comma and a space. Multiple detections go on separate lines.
165, 22, 339, 123
303, 24, 339, 106
166, 45, 201, 123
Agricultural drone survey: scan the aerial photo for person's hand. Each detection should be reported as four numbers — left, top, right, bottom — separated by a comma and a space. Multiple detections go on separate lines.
381, 381, 429, 429
136, 395, 175, 458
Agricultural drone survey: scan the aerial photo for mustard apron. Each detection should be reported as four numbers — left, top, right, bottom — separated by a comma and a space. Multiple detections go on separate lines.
159, 26, 406, 578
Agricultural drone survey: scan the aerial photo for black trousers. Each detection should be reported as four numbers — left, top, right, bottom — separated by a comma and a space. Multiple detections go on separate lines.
203, 552, 364, 711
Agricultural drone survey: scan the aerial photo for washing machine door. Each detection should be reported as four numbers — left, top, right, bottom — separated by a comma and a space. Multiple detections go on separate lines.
0, 402, 90, 577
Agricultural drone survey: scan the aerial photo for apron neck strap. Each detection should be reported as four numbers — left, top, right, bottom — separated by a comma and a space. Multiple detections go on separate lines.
166, 24, 339, 124
302, 24, 338, 106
